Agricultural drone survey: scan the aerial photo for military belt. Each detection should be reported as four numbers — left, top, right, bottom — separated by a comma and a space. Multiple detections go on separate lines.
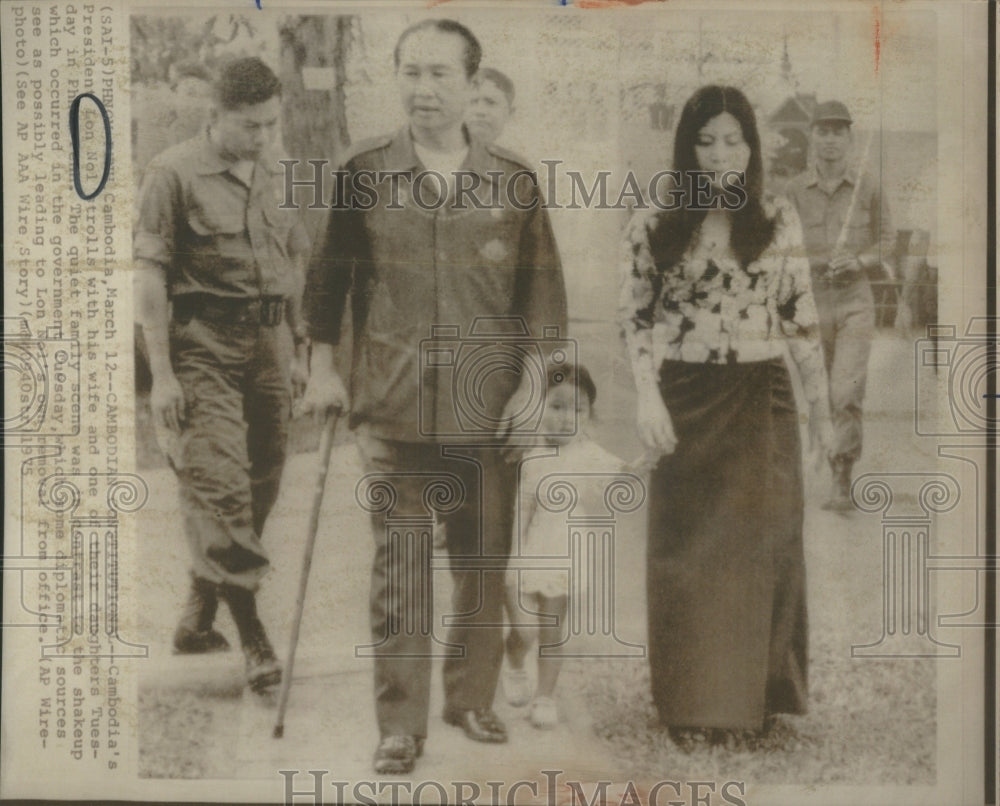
811, 263, 865, 289
173, 294, 287, 327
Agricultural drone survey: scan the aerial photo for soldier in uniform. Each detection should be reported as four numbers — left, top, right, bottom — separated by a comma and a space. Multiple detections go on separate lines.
135, 57, 309, 692
786, 101, 894, 511
465, 66, 516, 146
303, 19, 567, 774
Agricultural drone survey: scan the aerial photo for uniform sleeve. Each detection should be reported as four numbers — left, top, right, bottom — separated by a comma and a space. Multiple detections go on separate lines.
303, 162, 367, 345
617, 211, 662, 394
773, 198, 828, 405
512, 173, 568, 337
134, 160, 182, 269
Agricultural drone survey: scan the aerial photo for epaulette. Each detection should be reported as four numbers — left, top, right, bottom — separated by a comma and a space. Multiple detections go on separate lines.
483, 141, 535, 173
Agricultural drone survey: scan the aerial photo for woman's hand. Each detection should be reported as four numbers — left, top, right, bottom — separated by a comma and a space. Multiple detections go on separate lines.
636, 386, 678, 455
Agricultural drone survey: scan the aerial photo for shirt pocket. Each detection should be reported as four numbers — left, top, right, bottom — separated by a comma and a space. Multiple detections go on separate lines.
798, 202, 828, 232
186, 177, 246, 236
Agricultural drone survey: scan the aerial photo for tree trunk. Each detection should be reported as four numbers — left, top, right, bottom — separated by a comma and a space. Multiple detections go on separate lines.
278, 15, 354, 244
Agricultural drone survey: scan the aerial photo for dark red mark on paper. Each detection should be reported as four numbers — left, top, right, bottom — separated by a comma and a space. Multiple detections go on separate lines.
873, 8, 881, 75
576, 0, 666, 6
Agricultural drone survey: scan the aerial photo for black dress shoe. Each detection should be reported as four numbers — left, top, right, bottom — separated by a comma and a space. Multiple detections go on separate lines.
443, 708, 508, 743
373, 735, 424, 775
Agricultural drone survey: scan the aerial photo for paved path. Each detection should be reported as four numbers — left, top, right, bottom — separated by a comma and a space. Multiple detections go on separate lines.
137, 329, 938, 786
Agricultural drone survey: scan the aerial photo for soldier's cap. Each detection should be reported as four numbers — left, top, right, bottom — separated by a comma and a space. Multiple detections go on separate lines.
811, 100, 853, 126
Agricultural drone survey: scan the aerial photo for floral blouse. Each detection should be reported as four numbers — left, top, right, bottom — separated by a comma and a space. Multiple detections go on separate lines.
618, 195, 827, 404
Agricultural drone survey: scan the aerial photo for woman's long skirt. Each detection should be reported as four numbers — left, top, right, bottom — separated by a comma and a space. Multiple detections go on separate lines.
647, 357, 808, 730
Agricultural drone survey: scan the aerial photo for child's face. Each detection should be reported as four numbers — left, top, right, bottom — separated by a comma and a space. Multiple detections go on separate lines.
541, 383, 589, 445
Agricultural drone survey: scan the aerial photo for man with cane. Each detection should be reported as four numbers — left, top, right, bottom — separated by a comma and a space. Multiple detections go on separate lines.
786, 100, 895, 511
301, 19, 567, 774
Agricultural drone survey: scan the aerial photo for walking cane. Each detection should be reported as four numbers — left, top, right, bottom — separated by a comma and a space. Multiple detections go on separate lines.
832, 127, 876, 255
273, 407, 340, 739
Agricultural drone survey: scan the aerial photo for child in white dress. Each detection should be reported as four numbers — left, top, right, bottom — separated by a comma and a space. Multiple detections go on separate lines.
502, 363, 627, 728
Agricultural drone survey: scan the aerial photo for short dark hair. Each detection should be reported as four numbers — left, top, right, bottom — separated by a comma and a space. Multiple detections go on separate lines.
214, 57, 281, 111
548, 361, 597, 412
476, 67, 515, 106
394, 19, 482, 78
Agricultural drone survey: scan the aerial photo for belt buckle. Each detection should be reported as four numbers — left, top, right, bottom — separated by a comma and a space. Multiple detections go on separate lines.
260, 298, 283, 326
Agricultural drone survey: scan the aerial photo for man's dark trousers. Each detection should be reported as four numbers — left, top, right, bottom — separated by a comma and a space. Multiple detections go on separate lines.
355, 430, 516, 740
170, 308, 292, 589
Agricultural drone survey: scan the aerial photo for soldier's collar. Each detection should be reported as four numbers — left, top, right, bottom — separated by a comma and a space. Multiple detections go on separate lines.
193, 129, 284, 176
803, 164, 854, 191
194, 128, 236, 175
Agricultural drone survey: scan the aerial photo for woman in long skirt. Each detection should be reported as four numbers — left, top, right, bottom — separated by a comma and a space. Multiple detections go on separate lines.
618, 85, 833, 747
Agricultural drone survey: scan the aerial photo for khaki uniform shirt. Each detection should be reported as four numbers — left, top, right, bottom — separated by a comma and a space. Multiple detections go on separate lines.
785, 166, 893, 272
134, 131, 309, 300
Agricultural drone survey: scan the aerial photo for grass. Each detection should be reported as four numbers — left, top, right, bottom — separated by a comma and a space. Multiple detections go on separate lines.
560, 633, 935, 785
139, 687, 243, 779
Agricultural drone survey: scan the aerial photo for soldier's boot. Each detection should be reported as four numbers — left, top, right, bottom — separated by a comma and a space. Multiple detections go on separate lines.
172, 574, 231, 654
220, 584, 282, 693
822, 456, 854, 512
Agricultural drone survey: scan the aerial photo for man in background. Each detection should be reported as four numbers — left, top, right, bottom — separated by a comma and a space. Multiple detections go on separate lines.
786, 101, 894, 511
167, 60, 215, 145
466, 66, 516, 145
135, 57, 309, 691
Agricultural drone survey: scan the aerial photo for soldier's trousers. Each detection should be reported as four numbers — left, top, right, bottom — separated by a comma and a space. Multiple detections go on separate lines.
354, 430, 516, 739
168, 315, 292, 590
812, 277, 876, 464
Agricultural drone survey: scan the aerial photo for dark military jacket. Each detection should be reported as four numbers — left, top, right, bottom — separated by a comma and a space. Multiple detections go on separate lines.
305, 126, 568, 443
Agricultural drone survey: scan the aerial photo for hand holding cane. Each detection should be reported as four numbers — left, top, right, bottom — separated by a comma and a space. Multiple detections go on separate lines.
273, 406, 340, 739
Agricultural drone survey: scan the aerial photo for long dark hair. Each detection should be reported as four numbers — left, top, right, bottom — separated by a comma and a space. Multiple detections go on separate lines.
649, 85, 775, 271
